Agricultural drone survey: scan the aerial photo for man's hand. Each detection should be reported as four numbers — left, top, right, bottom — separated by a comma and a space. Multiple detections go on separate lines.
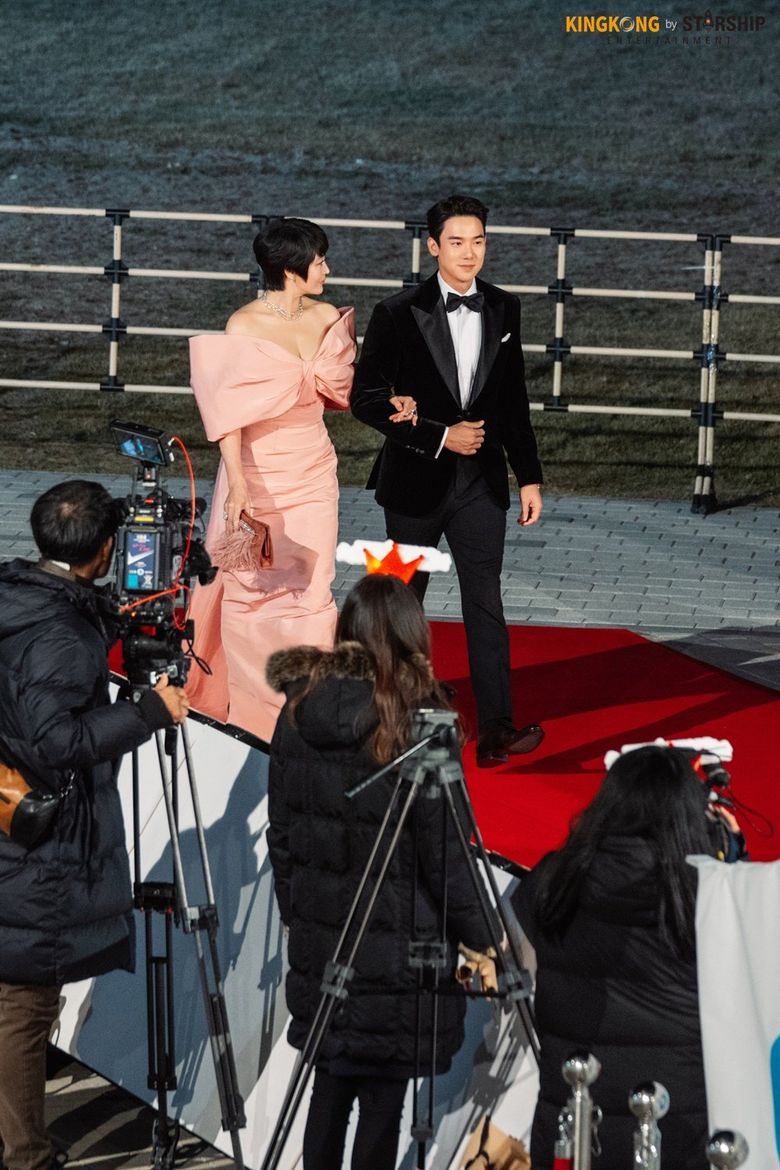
518, 483, 542, 527
444, 420, 485, 456
388, 395, 418, 426
154, 675, 190, 724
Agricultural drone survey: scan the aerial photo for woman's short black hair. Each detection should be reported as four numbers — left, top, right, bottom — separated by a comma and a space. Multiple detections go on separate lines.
253, 217, 330, 291
426, 195, 489, 244
31, 479, 119, 566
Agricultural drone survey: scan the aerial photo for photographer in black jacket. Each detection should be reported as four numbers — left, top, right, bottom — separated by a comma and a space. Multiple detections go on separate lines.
0, 480, 189, 1170
512, 745, 738, 1170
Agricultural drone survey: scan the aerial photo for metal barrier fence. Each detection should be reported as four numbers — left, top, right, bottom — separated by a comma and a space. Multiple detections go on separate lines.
1, 204, 778, 513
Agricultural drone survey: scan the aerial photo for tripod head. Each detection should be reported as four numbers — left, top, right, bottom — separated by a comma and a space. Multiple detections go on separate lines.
409, 708, 459, 745
346, 708, 461, 800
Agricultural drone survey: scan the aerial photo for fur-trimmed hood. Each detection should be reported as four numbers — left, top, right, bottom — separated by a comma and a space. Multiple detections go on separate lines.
266, 641, 375, 692
266, 642, 378, 750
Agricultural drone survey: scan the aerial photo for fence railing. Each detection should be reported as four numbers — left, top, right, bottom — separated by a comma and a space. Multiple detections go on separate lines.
1, 204, 778, 512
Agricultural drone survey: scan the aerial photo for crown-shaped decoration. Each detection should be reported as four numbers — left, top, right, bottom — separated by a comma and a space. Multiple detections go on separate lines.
363, 542, 425, 584
336, 540, 452, 584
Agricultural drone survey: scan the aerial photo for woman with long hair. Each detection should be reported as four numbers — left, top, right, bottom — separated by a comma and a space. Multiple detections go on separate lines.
513, 745, 731, 1170
186, 219, 415, 741
265, 574, 498, 1170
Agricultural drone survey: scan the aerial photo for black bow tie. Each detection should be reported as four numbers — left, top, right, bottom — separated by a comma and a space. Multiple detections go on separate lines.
445, 291, 484, 313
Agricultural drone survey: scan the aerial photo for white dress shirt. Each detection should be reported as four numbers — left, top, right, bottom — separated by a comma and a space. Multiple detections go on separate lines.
435, 274, 483, 457
437, 273, 482, 408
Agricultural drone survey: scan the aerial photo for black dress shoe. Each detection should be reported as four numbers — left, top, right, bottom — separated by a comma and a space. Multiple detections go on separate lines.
476, 723, 545, 768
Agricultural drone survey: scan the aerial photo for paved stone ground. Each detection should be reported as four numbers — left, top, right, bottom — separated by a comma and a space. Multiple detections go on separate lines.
3, 470, 778, 692
45, 1050, 231, 1170
2, 468, 778, 1170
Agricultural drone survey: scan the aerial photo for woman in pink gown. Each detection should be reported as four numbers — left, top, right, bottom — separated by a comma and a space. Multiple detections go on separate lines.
185, 219, 365, 741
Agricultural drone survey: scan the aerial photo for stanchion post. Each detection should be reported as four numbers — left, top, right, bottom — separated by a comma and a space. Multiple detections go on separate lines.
706, 1129, 749, 1168
101, 208, 129, 391
628, 1081, 670, 1170
404, 220, 426, 287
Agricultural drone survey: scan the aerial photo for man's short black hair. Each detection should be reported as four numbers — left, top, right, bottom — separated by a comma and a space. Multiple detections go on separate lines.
31, 480, 119, 566
253, 217, 330, 291
426, 195, 489, 244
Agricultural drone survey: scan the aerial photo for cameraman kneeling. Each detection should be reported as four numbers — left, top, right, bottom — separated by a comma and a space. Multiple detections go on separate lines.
0, 480, 189, 1170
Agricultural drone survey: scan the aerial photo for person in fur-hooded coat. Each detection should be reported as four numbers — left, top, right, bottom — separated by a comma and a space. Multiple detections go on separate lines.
265, 575, 498, 1170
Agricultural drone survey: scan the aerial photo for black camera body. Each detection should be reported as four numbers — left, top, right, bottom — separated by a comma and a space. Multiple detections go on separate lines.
110, 421, 216, 693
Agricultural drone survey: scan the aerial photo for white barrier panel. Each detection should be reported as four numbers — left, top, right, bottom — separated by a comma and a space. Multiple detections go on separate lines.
52, 712, 538, 1169
692, 855, 780, 1169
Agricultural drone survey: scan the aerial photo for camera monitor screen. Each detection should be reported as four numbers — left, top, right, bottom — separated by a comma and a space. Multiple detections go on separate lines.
110, 420, 170, 466
123, 529, 160, 593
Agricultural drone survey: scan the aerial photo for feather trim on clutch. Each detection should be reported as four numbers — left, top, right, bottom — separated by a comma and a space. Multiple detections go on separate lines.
211, 510, 273, 573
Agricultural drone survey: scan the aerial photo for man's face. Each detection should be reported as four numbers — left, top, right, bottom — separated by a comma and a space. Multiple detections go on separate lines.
427, 215, 486, 292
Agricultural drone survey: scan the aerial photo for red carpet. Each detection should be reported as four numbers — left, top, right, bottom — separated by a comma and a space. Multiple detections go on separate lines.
431, 622, 780, 868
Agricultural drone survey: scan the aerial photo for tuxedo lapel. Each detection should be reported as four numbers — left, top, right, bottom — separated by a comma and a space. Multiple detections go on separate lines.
469, 280, 504, 405
410, 278, 460, 405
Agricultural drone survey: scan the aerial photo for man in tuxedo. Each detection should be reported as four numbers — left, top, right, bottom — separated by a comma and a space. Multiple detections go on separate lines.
352, 194, 544, 767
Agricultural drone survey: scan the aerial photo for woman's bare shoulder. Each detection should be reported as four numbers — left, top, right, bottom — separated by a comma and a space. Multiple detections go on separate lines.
303, 299, 342, 324
225, 302, 265, 335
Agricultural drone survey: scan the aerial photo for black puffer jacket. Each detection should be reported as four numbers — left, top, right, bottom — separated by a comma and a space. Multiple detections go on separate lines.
513, 836, 708, 1170
0, 560, 171, 986
266, 643, 497, 1077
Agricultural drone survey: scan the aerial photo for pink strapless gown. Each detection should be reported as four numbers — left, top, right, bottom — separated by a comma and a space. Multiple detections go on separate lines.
186, 308, 356, 742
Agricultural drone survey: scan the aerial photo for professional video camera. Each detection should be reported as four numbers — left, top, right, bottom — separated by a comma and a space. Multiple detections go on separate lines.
109, 419, 216, 693
604, 736, 746, 859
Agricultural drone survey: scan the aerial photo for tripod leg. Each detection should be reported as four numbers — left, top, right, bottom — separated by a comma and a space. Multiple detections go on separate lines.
192, 921, 246, 1168
154, 731, 191, 925
409, 798, 441, 1170
262, 775, 423, 1170
135, 737, 181, 1170
441, 778, 540, 1064
141, 724, 249, 1165
179, 722, 216, 907
148, 913, 180, 1170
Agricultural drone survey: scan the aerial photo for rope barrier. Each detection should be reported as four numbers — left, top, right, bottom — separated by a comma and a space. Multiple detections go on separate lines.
0, 203, 777, 513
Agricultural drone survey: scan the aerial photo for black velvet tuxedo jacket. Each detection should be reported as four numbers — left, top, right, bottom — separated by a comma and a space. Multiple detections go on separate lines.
351, 273, 542, 518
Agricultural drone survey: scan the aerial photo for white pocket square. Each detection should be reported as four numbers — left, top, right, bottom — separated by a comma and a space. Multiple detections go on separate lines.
501, 333, 511, 343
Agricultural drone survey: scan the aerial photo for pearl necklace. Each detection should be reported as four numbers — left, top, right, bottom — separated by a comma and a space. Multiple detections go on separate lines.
258, 290, 304, 321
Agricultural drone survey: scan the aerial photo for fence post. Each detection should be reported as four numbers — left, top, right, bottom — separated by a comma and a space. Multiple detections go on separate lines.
546, 228, 574, 405
403, 220, 426, 287
691, 233, 727, 513
101, 208, 129, 391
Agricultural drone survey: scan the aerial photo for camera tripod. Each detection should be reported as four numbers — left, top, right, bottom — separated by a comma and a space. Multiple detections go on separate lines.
260, 709, 539, 1170
130, 718, 246, 1170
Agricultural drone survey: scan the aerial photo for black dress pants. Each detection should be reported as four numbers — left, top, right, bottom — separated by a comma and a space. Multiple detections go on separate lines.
302, 1069, 407, 1170
384, 462, 512, 731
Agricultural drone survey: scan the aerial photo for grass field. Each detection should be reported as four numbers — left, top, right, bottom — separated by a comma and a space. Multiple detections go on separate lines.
1, 0, 778, 505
